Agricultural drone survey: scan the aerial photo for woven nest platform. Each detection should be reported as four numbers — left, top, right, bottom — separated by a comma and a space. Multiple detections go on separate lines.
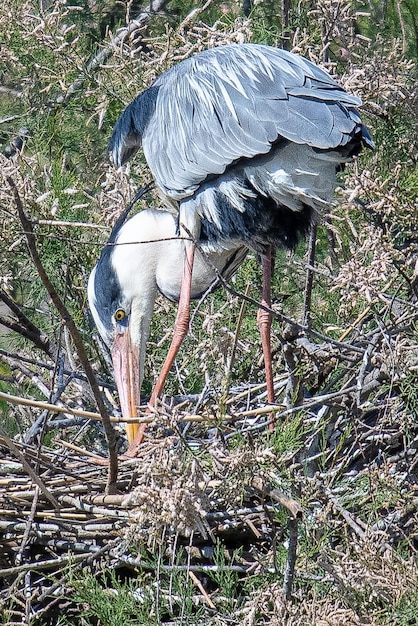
1, 379, 418, 624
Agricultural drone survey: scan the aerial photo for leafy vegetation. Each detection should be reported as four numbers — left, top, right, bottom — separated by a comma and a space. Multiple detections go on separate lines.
0, 0, 418, 624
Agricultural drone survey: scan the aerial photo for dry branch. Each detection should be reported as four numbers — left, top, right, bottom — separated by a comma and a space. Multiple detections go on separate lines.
7, 177, 119, 493
0, 288, 55, 356
62, 0, 170, 102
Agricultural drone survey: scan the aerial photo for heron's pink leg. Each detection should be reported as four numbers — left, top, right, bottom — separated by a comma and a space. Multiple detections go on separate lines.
126, 244, 195, 454
150, 243, 195, 404
257, 246, 276, 430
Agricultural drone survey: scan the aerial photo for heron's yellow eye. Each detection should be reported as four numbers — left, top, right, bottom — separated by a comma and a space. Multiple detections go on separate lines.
114, 308, 126, 322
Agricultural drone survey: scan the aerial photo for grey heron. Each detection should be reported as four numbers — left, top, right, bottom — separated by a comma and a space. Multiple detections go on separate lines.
88, 43, 373, 450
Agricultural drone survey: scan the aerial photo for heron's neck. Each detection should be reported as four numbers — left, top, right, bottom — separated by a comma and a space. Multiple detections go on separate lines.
113, 209, 179, 382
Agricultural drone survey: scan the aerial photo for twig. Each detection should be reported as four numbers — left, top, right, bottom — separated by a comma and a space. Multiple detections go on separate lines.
0, 425, 59, 509
23, 361, 73, 444
250, 478, 303, 520
269, 490, 303, 520
119, 556, 252, 574
235, 385, 358, 419
303, 223, 317, 328
0, 288, 55, 356
192, 234, 366, 355
34, 219, 109, 229
0, 348, 111, 386
188, 570, 216, 609
0, 551, 100, 579
60, 495, 130, 518
53, 439, 110, 465
356, 334, 379, 405
0, 390, 106, 420
7, 176, 118, 493
282, 324, 304, 408
326, 490, 367, 540
178, 0, 214, 29
396, 0, 408, 55
338, 277, 397, 342
15, 486, 40, 565
283, 516, 299, 600
226, 283, 250, 380
1, 355, 51, 398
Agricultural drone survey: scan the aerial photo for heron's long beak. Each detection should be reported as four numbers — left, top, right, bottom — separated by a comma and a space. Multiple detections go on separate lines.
111, 329, 140, 444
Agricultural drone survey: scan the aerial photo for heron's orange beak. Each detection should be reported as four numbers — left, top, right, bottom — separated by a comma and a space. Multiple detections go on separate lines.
111, 329, 140, 444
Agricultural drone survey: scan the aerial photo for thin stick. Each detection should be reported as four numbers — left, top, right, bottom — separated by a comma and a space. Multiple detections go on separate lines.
226, 283, 250, 379
35, 220, 109, 229
0, 551, 99, 579
283, 516, 299, 600
326, 490, 366, 540
236, 385, 357, 418
0, 287, 54, 356
0, 390, 100, 419
338, 276, 397, 342
190, 233, 365, 355
188, 571, 216, 609
62, 0, 169, 102
15, 486, 40, 565
303, 224, 317, 328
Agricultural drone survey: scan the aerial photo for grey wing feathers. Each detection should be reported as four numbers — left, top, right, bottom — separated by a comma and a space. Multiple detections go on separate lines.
110, 44, 372, 198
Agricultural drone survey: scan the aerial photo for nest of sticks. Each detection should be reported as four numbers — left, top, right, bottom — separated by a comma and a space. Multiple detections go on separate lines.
1, 364, 418, 623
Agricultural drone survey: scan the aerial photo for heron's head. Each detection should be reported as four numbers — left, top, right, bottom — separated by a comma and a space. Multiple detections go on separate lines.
87, 231, 148, 445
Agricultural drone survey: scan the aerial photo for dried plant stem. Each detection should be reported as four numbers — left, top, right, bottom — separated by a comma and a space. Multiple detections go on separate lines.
396, 0, 408, 54
226, 283, 250, 379
35, 220, 109, 229
338, 276, 397, 342
188, 570, 216, 609
178, 0, 215, 29
0, 551, 99, 579
326, 490, 367, 540
191, 227, 365, 354
0, 389, 140, 423
15, 486, 40, 565
237, 385, 357, 418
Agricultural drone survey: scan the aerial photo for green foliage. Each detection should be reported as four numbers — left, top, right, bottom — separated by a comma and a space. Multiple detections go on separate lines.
268, 411, 307, 462
391, 589, 418, 625
399, 369, 418, 418
355, 0, 418, 59
208, 540, 241, 603
68, 568, 157, 625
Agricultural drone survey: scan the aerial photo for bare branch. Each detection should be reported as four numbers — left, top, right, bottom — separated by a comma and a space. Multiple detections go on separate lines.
62, 0, 170, 102
7, 176, 118, 493
0, 288, 55, 357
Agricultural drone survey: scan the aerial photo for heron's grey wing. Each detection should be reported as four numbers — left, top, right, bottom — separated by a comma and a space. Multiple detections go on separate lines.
111, 44, 371, 198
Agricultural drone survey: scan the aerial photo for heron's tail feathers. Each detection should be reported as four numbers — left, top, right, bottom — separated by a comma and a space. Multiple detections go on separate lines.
109, 87, 159, 167
183, 142, 349, 251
